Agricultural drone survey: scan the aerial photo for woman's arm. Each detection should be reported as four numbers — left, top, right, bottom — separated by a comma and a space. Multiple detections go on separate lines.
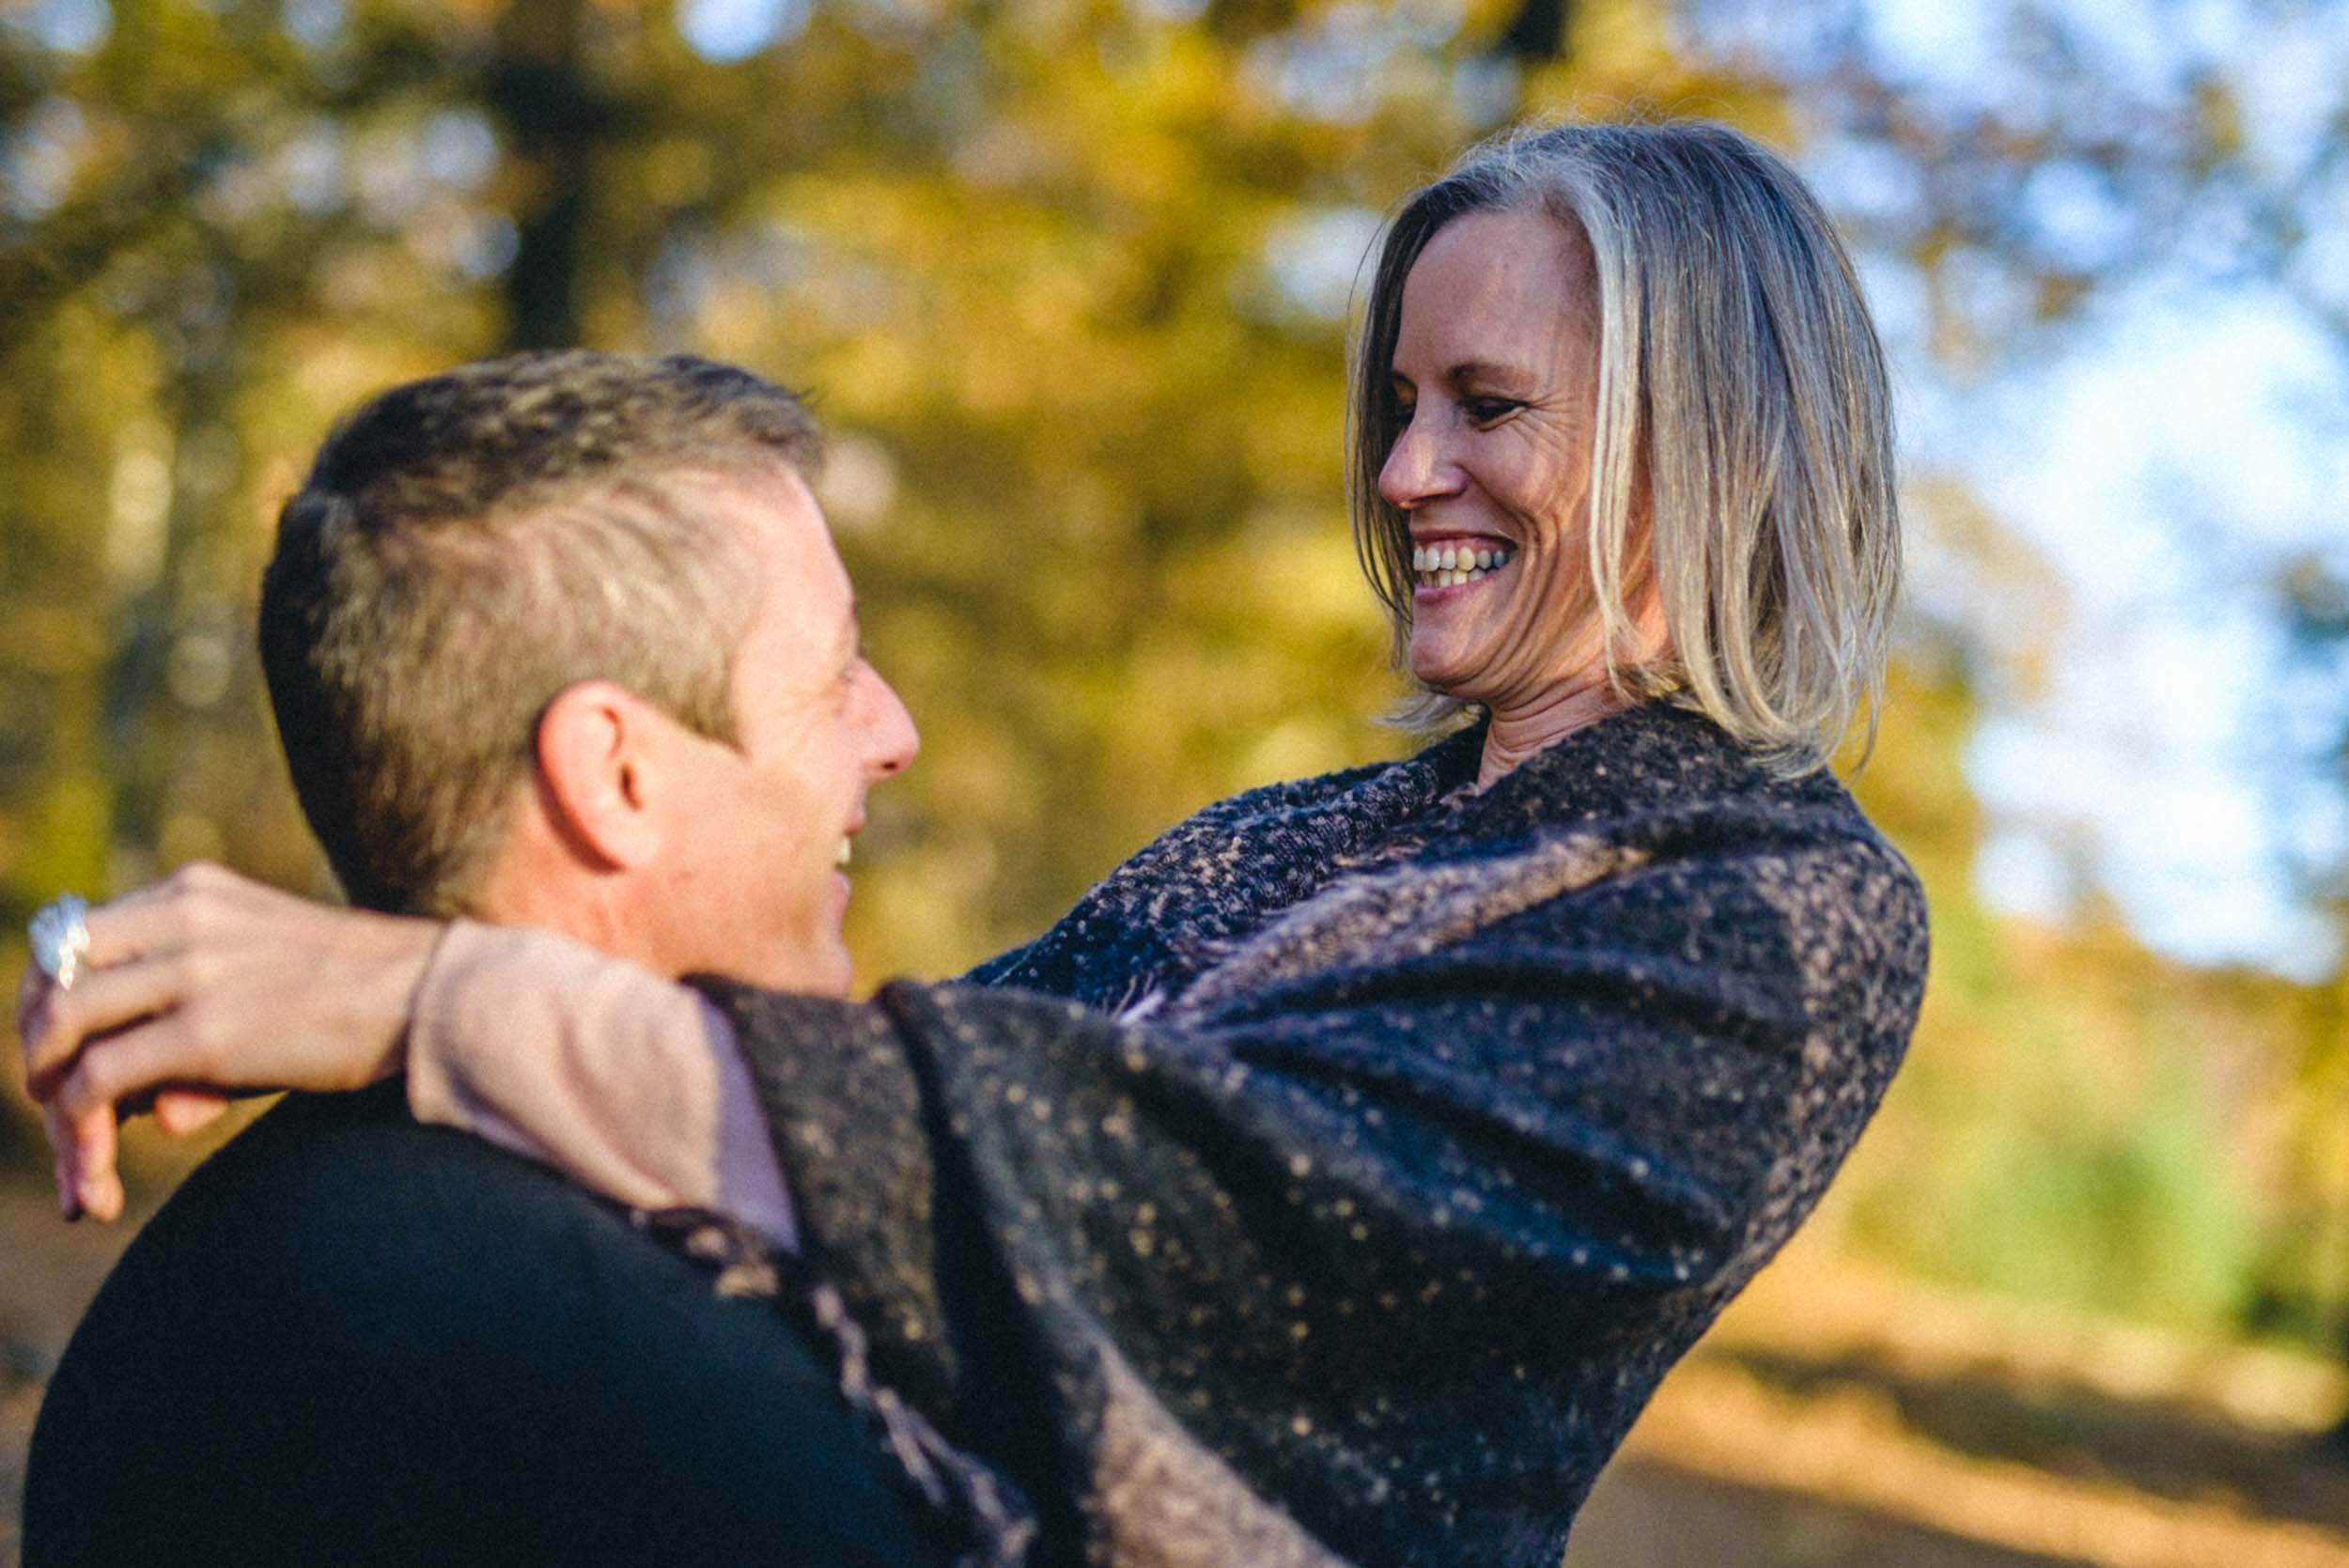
701, 822, 1929, 1441
15, 863, 792, 1244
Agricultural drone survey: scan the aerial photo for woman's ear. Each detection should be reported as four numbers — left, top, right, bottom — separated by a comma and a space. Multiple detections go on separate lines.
533, 681, 668, 871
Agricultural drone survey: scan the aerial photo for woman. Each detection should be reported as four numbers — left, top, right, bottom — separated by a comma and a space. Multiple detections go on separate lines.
22, 120, 1922, 1567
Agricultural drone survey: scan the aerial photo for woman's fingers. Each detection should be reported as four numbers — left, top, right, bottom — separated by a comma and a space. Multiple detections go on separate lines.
69, 1098, 123, 1222
17, 860, 437, 1227
44, 1091, 121, 1222
29, 1016, 232, 1225
48, 1016, 216, 1220
153, 1088, 230, 1137
43, 1102, 86, 1221
21, 951, 204, 1100
16, 862, 431, 1226
36, 864, 217, 978
48, 997, 241, 1129
70, 878, 190, 970
15, 864, 226, 1091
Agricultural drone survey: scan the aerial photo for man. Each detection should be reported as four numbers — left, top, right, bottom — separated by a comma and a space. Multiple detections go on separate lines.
23, 351, 942, 1566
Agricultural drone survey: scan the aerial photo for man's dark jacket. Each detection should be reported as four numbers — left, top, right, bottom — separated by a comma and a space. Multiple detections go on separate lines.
24, 1083, 941, 1567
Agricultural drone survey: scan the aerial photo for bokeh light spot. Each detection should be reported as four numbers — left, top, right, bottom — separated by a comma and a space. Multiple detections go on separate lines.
678, 0, 810, 62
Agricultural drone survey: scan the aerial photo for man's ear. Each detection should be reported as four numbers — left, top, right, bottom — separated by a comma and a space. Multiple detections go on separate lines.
533, 681, 670, 871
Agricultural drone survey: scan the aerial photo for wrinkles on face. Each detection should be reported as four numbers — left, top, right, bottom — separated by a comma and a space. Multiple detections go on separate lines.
1380, 208, 1646, 770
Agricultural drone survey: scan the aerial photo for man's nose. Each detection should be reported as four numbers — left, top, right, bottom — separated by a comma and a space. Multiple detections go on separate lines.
864, 672, 919, 780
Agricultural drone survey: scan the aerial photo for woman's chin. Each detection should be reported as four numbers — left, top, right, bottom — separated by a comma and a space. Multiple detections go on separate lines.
1408, 643, 1486, 702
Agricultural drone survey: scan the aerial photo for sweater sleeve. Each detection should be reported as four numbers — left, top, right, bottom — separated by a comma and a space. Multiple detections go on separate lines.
692, 820, 1927, 1544
405, 921, 799, 1250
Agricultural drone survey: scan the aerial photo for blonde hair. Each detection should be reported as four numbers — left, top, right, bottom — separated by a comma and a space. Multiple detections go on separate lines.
1347, 119, 1900, 776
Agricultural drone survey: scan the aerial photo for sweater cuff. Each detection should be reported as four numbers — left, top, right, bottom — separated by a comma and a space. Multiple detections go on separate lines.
408, 921, 799, 1248
686, 977, 954, 1392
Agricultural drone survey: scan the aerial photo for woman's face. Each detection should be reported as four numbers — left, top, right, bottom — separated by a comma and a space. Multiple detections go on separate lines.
1379, 205, 1617, 712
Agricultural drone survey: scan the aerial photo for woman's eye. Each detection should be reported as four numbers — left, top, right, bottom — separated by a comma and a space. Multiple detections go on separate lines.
1465, 397, 1519, 425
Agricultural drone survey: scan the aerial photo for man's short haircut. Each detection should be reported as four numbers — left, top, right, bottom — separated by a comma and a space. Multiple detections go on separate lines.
259, 349, 823, 916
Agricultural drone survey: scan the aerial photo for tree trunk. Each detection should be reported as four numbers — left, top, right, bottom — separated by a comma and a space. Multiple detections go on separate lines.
488, 0, 599, 350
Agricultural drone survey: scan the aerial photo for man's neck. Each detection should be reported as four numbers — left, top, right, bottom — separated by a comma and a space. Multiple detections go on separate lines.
465, 862, 660, 975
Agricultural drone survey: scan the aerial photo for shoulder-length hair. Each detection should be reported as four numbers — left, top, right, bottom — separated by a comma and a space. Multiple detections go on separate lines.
1347, 119, 1900, 776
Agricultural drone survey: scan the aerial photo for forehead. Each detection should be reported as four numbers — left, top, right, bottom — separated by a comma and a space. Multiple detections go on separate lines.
1394, 206, 1595, 354
675, 463, 852, 640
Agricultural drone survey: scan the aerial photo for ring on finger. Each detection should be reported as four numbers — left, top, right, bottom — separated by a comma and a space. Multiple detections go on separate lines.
29, 893, 93, 990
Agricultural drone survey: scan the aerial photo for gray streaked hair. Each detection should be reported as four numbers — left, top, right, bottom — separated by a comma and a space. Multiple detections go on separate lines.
260, 350, 823, 916
1347, 119, 1900, 776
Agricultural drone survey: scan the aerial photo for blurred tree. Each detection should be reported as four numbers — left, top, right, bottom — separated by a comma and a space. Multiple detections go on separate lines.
0, 0, 1783, 965
3, 0, 2346, 1364
2271, 555, 2349, 1377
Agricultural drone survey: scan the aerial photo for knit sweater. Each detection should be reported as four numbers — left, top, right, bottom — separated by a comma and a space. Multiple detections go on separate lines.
693, 702, 1929, 1568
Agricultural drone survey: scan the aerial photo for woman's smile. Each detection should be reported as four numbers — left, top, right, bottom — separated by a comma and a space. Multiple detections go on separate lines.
1377, 207, 1603, 704
1410, 536, 1518, 592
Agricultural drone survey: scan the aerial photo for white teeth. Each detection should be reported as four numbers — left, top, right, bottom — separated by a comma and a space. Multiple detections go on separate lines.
1412, 544, 1515, 588
837, 837, 852, 868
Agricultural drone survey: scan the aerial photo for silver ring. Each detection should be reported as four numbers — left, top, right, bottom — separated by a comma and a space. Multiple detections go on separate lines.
29, 893, 92, 990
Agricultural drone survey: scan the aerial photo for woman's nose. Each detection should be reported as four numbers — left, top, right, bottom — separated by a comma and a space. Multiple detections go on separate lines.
1377, 415, 1454, 510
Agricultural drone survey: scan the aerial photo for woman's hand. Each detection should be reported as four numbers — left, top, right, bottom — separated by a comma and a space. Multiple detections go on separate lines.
15, 862, 441, 1221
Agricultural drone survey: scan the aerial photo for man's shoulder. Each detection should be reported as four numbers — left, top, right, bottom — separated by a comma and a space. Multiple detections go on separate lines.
45, 1088, 590, 1373
182, 1077, 595, 1216
36, 1088, 612, 1419
48, 1081, 733, 1395
130, 1080, 624, 1277
26, 1085, 938, 1568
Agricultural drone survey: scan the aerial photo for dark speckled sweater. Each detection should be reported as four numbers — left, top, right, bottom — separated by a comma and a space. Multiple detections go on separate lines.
694, 701, 1928, 1568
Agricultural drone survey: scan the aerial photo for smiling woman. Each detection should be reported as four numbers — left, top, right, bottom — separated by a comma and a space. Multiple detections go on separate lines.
1351, 122, 1901, 784
1377, 207, 1622, 751
19, 122, 1923, 1568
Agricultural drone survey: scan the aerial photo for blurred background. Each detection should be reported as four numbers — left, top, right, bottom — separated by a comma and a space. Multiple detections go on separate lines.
2, 0, 2346, 1561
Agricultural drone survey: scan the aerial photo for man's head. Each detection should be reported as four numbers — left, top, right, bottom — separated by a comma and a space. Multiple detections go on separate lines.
260, 350, 917, 995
